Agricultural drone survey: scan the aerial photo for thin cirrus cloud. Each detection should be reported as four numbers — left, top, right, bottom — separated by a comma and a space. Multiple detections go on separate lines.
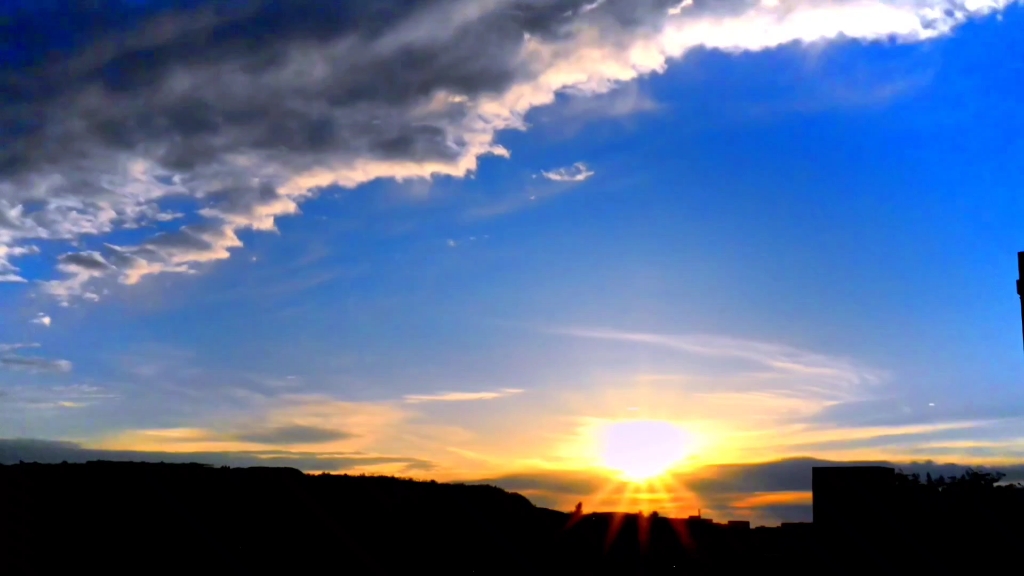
0, 0, 1013, 301
555, 327, 884, 393
403, 389, 525, 404
0, 439, 435, 473
232, 425, 354, 446
0, 384, 117, 410
0, 343, 72, 373
0, 355, 73, 374
540, 162, 596, 182
31, 313, 51, 327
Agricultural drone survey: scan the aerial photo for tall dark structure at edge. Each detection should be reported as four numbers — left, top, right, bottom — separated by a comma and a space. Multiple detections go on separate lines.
1018, 252, 1024, 354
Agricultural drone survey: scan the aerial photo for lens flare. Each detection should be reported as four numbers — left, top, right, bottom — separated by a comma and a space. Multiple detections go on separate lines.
600, 420, 691, 481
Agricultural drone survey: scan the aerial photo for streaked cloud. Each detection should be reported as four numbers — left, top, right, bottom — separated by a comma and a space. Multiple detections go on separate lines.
0, 384, 117, 410
0, 343, 72, 373
462, 177, 582, 219
555, 327, 884, 393
0, 438, 435, 473
541, 162, 596, 182
31, 313, 51, 327
232, 425, 353, 446
0, 355, 73, 373
0, 244, 38, 283
0, 0, 1012, 299
404, 388, 525, 404
0, 343, 39, 353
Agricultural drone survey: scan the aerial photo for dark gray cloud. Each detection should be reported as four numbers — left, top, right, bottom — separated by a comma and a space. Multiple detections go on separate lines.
472, 471, 605, 496
0, 354, 72, 373
0, 0, 1007, 298
686, 456, 1024, 523
58, 251, 114, 272
6, 438, 1021, 521
466, 456, 1024, 523
686, 457, 1024, 499
750, 505, 813, 523
0, 438, 434, 472
233, 424, 353, 445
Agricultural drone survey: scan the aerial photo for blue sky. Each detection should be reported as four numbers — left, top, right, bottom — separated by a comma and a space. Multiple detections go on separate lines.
3, 0, 1024, 523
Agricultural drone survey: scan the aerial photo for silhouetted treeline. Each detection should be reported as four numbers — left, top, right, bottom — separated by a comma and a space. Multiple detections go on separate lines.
2, 462, 1023, 574
886, 468, 1024, 568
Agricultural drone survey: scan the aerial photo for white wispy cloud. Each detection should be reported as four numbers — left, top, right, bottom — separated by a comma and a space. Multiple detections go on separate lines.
0, 384, 117, 410
540, 162, 596, 182
404, 388, 525, 404
0, 244, 38, 283
0, 343, 39, 353
0, 0, 1013, 300
554, 327, 884, 393
31, 313, 52, 327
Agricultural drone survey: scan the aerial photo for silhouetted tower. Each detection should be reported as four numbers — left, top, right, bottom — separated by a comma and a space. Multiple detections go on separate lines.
1017, 252, 1024, 353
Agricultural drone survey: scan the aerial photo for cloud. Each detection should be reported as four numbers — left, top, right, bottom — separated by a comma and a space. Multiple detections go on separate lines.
468, 470, 609, 509
683, 456, 1024, 523
0, 0, 1012, 300
0, 384, 117, 410
233, 425, 353, 445
541, 327, 996, 468
404, 388, 525, 403
0, 343, 71, 373
556, 327, 883, 395
540, 162, 595, 182
473, 471, 606, 497
0, 244, 39, 283
469, 455, 1024, 522
462, 172, 586, 219
533, 82, 661, 137
0, 438, 434, 472
39, 252, 116, 303
31, 313, 51, 327
0, 355, 73, 373
0, 343, 39, 353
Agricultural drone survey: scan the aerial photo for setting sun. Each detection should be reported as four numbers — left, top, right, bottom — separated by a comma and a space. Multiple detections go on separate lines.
600, 420, 692, 481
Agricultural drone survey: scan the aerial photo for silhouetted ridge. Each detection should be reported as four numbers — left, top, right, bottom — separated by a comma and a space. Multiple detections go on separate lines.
3, 462, 1024, 574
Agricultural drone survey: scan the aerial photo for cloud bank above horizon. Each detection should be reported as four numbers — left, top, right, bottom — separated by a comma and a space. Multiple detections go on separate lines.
0, 0, 1015, 302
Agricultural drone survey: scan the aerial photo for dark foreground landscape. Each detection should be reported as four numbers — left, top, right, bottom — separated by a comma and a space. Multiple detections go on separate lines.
2, 462, 1023, 574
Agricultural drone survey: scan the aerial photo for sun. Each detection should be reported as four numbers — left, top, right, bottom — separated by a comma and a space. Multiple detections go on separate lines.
600, 420, 691, 482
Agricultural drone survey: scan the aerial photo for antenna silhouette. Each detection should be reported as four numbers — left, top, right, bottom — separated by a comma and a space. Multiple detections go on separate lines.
1017, 252, 1024, 354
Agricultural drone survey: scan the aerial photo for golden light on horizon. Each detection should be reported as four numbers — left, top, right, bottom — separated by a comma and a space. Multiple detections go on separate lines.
599, 420, 695, 482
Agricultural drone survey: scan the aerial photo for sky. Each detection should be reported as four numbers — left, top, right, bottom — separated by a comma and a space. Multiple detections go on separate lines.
3, 0, 1024, 524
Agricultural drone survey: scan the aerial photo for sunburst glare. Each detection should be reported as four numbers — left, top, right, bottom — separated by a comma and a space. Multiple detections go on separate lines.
600, 420, 693, 482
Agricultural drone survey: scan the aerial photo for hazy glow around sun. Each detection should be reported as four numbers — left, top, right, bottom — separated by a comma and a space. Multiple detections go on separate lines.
600, 420, 692, 481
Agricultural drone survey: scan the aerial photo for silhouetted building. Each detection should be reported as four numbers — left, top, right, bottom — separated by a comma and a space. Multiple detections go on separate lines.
726, 520, 750, 530
1017, 251, 1024, 353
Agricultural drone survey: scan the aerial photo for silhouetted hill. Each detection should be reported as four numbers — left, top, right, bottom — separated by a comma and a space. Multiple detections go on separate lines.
3, 462, 1024, 574
1, 461, 559, 573
0, 461, 808, 574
